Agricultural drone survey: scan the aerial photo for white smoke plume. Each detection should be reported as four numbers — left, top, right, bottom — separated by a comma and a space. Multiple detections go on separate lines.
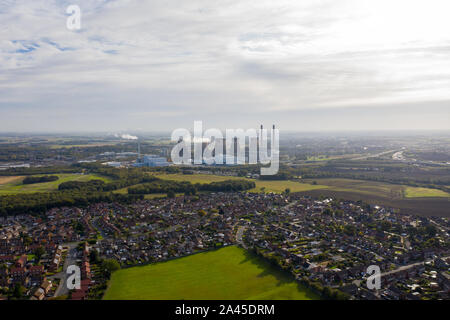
114, 133, 138, 140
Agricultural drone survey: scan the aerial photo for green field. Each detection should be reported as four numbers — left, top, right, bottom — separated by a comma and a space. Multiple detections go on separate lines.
155, 173, 244, 184
103, 246, 318, 300
303, 178, 450, 199
404, 186, 450, 198
154, 173, 327, 193
113, 173, 326, 194
0, 173, 112, 195
156, 174, 449, 198
115, 173, 448, 201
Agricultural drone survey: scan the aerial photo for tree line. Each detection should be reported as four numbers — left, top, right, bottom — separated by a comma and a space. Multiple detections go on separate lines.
128, 179, 256, 195
22, 175, 59, 184
0, 190, 143, 217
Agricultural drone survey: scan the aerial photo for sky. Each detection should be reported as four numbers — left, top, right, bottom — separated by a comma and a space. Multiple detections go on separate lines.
0, 0, 449, 133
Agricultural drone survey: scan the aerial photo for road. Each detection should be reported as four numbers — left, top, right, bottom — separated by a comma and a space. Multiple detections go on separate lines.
348, 243, 384, 261
284, 200, 298, 211
384, 231, 412, 250
49, 242, 79, 297
350, 150, 399, 161
236, 226, 246, 248
380, 255, 450, 277
429, 219, 448, 233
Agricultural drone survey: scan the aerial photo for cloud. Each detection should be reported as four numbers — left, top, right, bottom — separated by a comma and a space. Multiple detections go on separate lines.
0, 0, 449, 132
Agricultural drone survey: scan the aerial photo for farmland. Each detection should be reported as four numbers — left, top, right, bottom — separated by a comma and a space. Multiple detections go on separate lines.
0, 176, 23, 185
154, 174, 449, 199
404, 186, 450, 198
303, 178, 405, 198
0, 173, 112, 195
103, 246, 318, 300
154, 173, 328, 193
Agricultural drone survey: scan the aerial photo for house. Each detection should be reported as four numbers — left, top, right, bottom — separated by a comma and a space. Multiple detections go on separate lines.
438, 272, 450, 293
10, 267, 29, 287
81, 261, 91, 279
29, 265, 45, 282
340, 283, 358, 296
0, 255, 14, 263
15, 255, 27, 268
80, 279, 91, 293
71, 289, 87, 300
0, 268, 10, 287
435, 258, 449, 270
41, 279, 52, 294
32, 288, 45, 300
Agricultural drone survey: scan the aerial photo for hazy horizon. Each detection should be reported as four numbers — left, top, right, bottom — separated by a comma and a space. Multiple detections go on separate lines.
1, 128, 449, 137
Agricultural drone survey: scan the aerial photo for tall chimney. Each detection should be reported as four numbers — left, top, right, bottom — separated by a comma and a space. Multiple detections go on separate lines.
138, 140, 141, 160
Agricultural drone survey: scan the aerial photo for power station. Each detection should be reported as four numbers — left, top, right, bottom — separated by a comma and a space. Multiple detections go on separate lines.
133, 140, 170, 167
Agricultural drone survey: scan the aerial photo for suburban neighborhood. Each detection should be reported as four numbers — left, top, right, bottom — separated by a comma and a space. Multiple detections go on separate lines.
0, 192, 448, 300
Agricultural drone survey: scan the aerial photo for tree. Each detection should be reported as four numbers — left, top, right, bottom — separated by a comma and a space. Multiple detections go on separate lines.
425, 225, 437, 237
101, 259, 120, 279
89, 250, 100, 264
34, 246, 45, 261
322, 286, 332, 298
13, 284, 25, 299
379, 221, 391, 231
22, 235, 32, 246
167, 190, 176, 198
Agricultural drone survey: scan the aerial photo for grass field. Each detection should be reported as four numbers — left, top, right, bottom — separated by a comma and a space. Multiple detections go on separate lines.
303, 178, 405, 199
0, 176, 23, 185
404, 187, 450, 198
116, 174, 448, 201
0, 173, 112, 195
154, 173, 327, 193
103, 246, 318, 300
303, 178, 449, 199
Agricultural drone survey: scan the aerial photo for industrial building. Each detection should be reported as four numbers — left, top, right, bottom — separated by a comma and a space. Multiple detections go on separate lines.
127, 140, 170, 167
133, 154, 170, 167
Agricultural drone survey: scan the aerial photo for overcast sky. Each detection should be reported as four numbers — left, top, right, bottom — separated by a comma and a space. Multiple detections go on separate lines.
1, 0, 449, 132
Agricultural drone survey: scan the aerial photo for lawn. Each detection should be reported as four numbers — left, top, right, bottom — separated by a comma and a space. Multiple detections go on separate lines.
103, 246, 318, 300
0, 173, 112, 195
